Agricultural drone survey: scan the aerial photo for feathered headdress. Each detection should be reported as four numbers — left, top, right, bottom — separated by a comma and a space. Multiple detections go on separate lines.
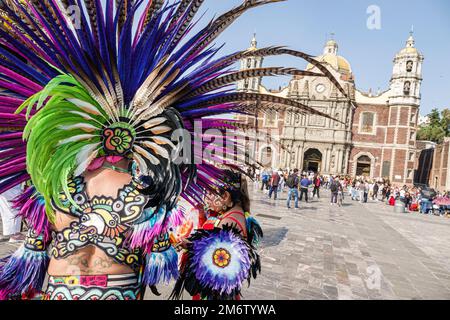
0, 0, 349, 224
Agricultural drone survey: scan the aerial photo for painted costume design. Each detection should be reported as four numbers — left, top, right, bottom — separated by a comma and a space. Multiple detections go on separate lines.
50, 176, 146, 271
0, 0, 349, 300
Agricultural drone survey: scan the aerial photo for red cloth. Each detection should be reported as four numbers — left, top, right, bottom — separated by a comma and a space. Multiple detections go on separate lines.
389, 197, 395, 206
271, 173, 280, 186
198, 209, 207, 227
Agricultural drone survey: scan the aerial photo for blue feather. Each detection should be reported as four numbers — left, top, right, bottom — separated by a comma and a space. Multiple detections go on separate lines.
142, 246, 179, 286
0, 246, 49, 300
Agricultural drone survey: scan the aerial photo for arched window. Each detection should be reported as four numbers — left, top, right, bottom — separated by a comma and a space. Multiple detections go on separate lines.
247, 58, 252, 69
360, 112, 375, 134
404, 81, 411, 95
260, 146, 273, 167
244, 78, 249, 89
264, 110, 277, 127
406, 60, 413, 72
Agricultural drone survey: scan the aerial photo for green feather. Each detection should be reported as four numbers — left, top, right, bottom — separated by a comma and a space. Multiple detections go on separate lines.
19, 73, 106, 219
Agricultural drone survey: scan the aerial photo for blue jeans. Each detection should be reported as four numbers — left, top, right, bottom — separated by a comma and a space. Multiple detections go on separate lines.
269, 186, 278, 199
287, 188, 299, 208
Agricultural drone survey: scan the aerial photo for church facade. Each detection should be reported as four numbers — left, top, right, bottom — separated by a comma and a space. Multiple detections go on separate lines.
237, 34, 424, 185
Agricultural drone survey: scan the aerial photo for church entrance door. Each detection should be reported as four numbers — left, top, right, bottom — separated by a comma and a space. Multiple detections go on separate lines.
356, 155, 372, 177
303, 149, 322, 173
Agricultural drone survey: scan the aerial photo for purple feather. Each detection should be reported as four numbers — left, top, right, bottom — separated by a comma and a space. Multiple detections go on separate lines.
13, 188, 51, 242
142, 246, 179, 286
0, 246, 49, 300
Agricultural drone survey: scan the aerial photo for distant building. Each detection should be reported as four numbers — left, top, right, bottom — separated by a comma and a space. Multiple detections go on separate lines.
238, 33, 424, 185
428, 137, 450, 191
414, 140, 436, 186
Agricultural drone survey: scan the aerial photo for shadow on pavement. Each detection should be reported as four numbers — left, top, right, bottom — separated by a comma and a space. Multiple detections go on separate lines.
260, 227, 288, 248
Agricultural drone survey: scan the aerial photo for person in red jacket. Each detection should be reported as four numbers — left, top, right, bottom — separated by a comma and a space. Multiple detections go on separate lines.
268, 171, 281, 200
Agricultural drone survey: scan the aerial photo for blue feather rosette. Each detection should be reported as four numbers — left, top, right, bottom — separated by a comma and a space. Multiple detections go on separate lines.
171, 225, 260, 300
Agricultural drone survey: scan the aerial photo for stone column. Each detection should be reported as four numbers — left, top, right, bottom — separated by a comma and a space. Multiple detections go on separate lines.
324, 148, 331, 173
337, 149, 343, 173
297, 144, 304, 170
322, 147, 328, 174
343, 147, 350, 175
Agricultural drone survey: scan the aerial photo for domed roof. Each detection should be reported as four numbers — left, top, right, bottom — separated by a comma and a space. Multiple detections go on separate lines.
247, 33, 258, 51
306, 53, 352, 74
306, 38, 352, 74
397, 34, 420, 56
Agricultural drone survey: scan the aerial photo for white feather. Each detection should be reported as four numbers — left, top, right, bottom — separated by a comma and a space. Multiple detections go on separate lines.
141, 141, 170, 159
74, 143, 101, 176
69, 110, 94, 121
150, 136, 177, 149
134, 145, 160, 166
57, 134, 97, 146
58, 123, 99, 132
133, 153, 149, 176
67, 98, 102, 115
149, 126, 172, 135
142, 117, 167, 129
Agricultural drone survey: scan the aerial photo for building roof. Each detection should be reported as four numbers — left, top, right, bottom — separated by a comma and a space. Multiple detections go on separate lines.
306, 39, 352, 74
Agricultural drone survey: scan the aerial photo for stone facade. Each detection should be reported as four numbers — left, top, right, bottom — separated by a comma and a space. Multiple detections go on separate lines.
238, 34, 424, 185
427, 138, 450, 192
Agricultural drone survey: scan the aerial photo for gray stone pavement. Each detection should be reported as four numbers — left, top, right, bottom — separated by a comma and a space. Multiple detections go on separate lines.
2, 185, 450, 300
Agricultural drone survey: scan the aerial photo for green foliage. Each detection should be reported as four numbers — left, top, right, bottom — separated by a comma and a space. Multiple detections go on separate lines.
417, 108, 450, 143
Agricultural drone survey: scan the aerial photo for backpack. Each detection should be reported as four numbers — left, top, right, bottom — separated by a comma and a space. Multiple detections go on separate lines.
330, 181, 338, 193
286, 174, 297, 188
315, 178, 321, 187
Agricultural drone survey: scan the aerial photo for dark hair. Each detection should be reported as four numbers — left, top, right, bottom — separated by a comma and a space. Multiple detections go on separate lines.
138, 108, 186, 212
222, 170, 251, 213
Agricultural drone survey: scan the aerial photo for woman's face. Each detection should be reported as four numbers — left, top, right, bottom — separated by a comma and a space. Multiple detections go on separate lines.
204, 189, 231, 213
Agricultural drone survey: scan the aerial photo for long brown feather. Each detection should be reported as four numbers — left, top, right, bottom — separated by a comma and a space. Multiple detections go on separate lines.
196, 0, 286, 51
116, 0, 136, 34
212, 46, 349, 100
186, 67, 326, 98
84, 0, 99, 46
169, 0, 205, 49
191, 93, 344, 124
142, 0, 164, 31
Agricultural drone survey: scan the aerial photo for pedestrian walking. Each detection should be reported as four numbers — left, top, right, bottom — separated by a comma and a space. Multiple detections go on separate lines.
359, 180, 365, 203
337, 181, 344, 207
268, 170, 281, 200
364, 181, 369, 203
299, 175, 310, 203
312, 174, 321, 199
261, 169, 270, 191
330, 178, 339, 205
373, 182, 379, 201
286, 169, 299, 209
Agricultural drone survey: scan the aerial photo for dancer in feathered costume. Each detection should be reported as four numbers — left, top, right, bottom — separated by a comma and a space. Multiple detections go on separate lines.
171, 170, 263, 300
0, 0, 349, 300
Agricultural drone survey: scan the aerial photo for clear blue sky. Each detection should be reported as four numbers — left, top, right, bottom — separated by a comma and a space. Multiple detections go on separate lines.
181, 0, 450, 116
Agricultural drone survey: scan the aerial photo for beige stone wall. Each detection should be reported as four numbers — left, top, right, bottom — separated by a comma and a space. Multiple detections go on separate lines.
429, 138, 450, 192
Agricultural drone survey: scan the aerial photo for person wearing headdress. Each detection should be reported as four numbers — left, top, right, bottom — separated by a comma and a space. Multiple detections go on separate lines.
0, 0, 349, 300
172, 169, 262, 300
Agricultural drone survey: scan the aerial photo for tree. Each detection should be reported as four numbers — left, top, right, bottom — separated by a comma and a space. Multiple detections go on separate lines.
417, 108, 450, 143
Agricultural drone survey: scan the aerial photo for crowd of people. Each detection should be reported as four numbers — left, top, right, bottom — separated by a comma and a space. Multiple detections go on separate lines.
251, 168, 450, 217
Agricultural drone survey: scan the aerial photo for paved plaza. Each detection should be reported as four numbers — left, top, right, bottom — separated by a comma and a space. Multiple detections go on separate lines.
1, 185, 450, 300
